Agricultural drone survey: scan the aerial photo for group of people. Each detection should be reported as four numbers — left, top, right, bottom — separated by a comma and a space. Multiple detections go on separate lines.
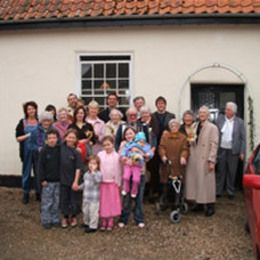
15, 92, 246, 232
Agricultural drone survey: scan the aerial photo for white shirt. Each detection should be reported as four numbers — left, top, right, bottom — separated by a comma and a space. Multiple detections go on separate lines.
220, 116, 234, 149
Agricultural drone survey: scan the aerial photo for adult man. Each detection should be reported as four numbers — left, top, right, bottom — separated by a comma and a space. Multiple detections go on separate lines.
133, 96, 146, 119
98, 92, 125, 123
115, 107, 149, 150
149, 96, 175, 198
66, 93, 78, 120
216, 102, 246, 199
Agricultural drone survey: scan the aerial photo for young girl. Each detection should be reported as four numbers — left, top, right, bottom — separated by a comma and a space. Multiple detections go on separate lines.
79, 155, 102, 233
60, 129, 82, 228
98, 136, 122, 231
121, 131, 153, 198
118, 127, 146, 228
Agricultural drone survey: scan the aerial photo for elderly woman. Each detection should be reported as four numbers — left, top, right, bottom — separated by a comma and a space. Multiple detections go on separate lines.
30, 111, 54, 201
86, 100, 105, 154
179, 110, 196, 144
185, 106, 219, 217
16, 101, 39, 204
53, 108, 72, 140
104, 108, 124, 137
159, 119, 189, 184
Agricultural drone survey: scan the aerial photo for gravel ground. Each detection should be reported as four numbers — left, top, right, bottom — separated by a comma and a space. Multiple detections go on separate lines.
0, 187, 254, 260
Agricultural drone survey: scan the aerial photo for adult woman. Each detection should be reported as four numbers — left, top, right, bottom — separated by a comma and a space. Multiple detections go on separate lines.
53, 108, 71, 140
69, 106, 96, 162
15, 101, 38, 204
185, 106, 219, 217
179, 110, 197, 144
104, 108, 124, 138
45, 104, 57, 122
159, 119, 189, 185
86, 101, 105, 155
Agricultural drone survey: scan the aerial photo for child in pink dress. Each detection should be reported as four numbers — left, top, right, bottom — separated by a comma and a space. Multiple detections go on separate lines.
98, 136, 122, 231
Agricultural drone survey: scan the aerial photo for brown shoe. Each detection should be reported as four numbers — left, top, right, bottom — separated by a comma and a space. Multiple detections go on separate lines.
61, 218, 69, 229
70, 217, 77, 227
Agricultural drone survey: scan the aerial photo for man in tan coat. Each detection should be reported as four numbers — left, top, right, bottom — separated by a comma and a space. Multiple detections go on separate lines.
185, 106, 219, 217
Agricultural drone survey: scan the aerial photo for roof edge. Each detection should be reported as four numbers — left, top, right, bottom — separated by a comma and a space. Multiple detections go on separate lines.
1, 13, 260, 30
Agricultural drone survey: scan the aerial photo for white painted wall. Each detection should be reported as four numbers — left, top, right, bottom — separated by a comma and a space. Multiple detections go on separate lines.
0, 24, 260, 176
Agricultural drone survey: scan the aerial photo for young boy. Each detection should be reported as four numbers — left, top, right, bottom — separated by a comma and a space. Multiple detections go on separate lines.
38, 129, 60, 229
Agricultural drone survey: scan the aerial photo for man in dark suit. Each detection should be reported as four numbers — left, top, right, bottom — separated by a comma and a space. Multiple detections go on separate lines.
149, 96, 175, 199
98, 92, 126, 123
216, 102, 246, 199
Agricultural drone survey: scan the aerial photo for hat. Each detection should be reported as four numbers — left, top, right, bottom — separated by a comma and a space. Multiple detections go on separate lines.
135, 132, 146, 142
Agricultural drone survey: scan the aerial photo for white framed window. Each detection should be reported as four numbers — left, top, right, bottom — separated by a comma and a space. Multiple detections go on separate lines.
78, 54, 132, 110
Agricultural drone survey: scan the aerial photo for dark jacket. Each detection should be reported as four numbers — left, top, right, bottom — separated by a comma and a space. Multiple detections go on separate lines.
39, 145, 60, 183
69, 122, 96, 144
151, 111, 175, 143
15, 119, 25, 162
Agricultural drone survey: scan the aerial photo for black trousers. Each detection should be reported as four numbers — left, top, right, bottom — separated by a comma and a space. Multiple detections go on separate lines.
60, 185, 79, 217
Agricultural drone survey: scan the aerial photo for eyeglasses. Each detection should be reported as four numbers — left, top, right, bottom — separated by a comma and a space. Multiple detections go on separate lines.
129, 114, 137, 117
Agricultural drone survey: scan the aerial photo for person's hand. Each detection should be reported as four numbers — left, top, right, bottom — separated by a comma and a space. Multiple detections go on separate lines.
76, 147, 82, 154
208, 162, 215, 173
41, 181, 48, 187
72, 182, 79, 191
162, 156, 167, 163
180, 157, 187, 166
240, 154, 245, 161
25, 133, 31, 139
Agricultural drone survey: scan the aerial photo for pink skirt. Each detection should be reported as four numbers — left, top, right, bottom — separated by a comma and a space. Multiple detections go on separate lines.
99, 182, 122, 218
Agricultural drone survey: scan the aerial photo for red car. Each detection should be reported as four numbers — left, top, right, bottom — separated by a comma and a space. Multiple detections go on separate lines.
243, 144, 260, 259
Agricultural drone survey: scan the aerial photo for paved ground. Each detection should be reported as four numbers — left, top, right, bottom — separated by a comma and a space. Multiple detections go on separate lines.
0, 187, 254, 260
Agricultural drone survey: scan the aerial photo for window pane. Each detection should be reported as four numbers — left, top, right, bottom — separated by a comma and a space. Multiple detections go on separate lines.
119, 80, 129, 89
94, 97, 105, 107
119, 63, 129, 78
120, 96, 130, 106
106, 80, 116, 90
94, 80, 105, 95
94, 64, 104, 78
82, 96, 93, 106
82, 64, 92, 78
82, 80, 92, 91
106, 63, 116, 78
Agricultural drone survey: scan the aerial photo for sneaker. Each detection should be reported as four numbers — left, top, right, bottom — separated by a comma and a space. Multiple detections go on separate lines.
22, 193, 29, 204
121, 190, 127, 196
100, 226, 106, 231
118, 222, 125, 228
70, 217, 77, 227
81, 224, 89, 229
85, 227, 97, 233
106, 227, 113, 231
61, 218, 69, 228
131, 194, 137, 199
138, 223, 145, 228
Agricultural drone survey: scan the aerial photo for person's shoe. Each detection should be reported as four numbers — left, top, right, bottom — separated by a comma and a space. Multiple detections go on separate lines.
42, 223, 52, 229
118, 222, 125, 228
81, 224, 89, 229
35, 193, 41, 202
205, 204, 215, 217
106, 227, 113, 231
100, 226, 106, 231
61, 218, 69, 228
131, 194, 137, 199
191, 203, 204, 212
121, 190, 127, 196
85, 227, 97, 233
70, 217, 77, 227
52, 223, 60, 228
138, 223, 145, 228
216, 194, 222, 198
22, 193, 29, 204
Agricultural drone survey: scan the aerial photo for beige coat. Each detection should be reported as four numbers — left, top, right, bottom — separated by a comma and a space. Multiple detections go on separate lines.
185, 120, 219, 204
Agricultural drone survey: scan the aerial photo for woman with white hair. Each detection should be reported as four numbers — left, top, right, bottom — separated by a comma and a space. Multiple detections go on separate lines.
53, 107, 72, 140
86, 100, 105, 154
30, 111, 55, 200
104, 108, 125, 137
185, 106, 219, 217
159, 119, 189, 185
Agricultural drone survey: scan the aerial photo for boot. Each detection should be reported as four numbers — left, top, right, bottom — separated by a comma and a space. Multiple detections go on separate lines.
22, 192, 29, 204
205, 203, 215, 217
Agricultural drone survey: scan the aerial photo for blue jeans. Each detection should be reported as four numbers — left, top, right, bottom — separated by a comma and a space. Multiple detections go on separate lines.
22, 148, 38, 193
119, 175, 145, 224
